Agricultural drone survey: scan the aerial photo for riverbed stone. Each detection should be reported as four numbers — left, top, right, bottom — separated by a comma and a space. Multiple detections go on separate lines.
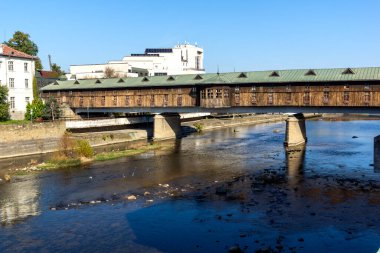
127, 195, 137, 200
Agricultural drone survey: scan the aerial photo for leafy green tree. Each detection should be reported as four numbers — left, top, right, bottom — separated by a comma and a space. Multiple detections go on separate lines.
32, 76, 39, 99
0, 86, 10, 121
5, 31, 43, 69
51, 63, 65, 76
25, 98, 45, 120
43, 97, 61, 121
5, 31, 38, 56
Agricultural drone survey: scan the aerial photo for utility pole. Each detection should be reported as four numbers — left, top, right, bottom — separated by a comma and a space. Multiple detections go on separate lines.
48, 55, 52, 71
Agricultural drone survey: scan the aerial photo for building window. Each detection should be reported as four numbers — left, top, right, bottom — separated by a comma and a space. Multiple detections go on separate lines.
25, 97, 30, 104
10, 97, 15, 109
177, 94, 183, 106
364, 91, 370, 105
216, 89, 222, 98
113, 96, 117, 106
125, 95, 130, 106
163, 94, 169, 106
207, 89, 213, 99
323, 91, 329, 104
304, 92, 310, 105
268, 93, 273, 105
150, 95, 155, 106
201, 90, 206, 99
24, 63, 28, 72
343, 91, 349, 104
8, 61, 13, 71
224, 89, 229, 98
137, 95, 142, 106
101, 96, 106, 106
9, 78, 14, 88
286, 92, 292, 103
251, 92, 257, 105
25, 79, 29, 88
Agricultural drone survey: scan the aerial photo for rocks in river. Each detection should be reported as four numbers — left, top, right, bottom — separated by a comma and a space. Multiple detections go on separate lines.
352, 136, 358, 139
273, 129, 281, 133
144, 191, 151, 196
158, 183, 170, 188
4, 174, 11, 182
146, 199, 154, 203
126, 195, 137, 200
228, 245, 243, 253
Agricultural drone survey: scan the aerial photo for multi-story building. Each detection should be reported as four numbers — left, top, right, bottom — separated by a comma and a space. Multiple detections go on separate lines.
69, 43, 205, 79
0, 44, 35, 120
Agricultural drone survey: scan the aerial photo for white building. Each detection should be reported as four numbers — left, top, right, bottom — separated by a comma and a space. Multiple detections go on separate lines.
0, 44, 35, 120
70, 43, 205, 79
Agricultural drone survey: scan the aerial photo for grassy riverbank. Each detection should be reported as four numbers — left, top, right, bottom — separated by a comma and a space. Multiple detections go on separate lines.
29, 143, 161, 172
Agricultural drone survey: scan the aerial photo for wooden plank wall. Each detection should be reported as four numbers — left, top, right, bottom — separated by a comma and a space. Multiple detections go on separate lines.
41, 83, 380, 108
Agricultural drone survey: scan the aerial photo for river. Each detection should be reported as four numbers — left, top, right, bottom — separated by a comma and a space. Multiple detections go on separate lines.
0, 118, 380, 253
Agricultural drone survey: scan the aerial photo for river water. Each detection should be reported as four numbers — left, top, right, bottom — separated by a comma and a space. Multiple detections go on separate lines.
0, 118, 380, 253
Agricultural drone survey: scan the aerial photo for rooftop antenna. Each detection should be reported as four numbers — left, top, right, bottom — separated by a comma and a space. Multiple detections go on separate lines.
48, 54, 52, 71
217, 65, 220, 75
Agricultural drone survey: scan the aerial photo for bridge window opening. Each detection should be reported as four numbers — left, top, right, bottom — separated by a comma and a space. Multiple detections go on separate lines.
234, 87, 240, 93
323, 91, 329, 104
192, 87, 196, 93
90, 96, 95, 106
163, 94, 169, 106
177, 94, 183, 106
305, 85, 310, 91
125, 96, 130, 106
238, 72, 247, 78
286, 92, 292, 103
224, 89, 229, 98
251, 93, 257, 105
113, 96, 117, 106
235, 93, 240, 105
150, 95, 155, 106
364, 84, 370, 90
137, 95, 142, 106
343, 91, 349, 104
79, 96, 84, 107
69, 91, 73, 96
207, 89, 213, 99
342, 68, 355, 75
268, 93, 273, 105
113, 91, 117, 95
201, 90, 206, 99
286, 85, 291, 92
303, 92, 310, 105
305, 70, 317, 76
251, 86, 256, 91
216, 89, 222, 98
364, 91, 370, 104
344, 85, 349, 89
270, 71, 280, 77
100, 96, 105, 106
178, 88, 182, 94
323, 85, 330, 91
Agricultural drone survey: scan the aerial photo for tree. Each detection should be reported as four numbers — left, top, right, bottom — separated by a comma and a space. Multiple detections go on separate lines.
43, 97, 61, 121
5, 31, 38, 56
104, 67, 118, 78
32, 76, 39, 99
5, 31, 43, 69
51, 63, 65, 76
25, 98, 45, 121
0, 86, 10, 121
35, 57, 43, 70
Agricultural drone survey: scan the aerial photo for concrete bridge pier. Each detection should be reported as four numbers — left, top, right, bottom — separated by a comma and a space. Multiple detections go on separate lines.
284, 113, 307, 147
374, 136, 380, 172
153, 113, 182, 140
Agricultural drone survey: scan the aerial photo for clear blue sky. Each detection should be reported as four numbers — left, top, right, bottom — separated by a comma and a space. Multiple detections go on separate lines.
2, 0, 379, 73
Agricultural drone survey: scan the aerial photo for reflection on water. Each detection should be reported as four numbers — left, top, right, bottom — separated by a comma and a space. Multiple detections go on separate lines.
0, 119, 380, 252
0, 179, 40, 226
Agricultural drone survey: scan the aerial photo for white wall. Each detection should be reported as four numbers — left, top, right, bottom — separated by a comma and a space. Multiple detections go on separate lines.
70, 62, 137, 79
0, 56, 34, 120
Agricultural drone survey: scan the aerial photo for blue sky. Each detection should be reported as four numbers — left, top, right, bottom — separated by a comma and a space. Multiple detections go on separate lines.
2, 0, 379, 73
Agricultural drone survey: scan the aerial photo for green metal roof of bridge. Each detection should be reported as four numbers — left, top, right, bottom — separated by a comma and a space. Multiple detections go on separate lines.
41, 67, 380, 91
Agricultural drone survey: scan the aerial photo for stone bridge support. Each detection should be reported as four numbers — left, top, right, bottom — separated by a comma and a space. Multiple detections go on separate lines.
153, 113, 182, 140
284, 113, 307, 147
374, 136, 380, 172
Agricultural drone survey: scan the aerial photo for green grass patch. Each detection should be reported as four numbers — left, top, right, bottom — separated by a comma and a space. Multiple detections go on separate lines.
94, 143, 160, 161
0, 120, 30, 125
37, 158, 81, 170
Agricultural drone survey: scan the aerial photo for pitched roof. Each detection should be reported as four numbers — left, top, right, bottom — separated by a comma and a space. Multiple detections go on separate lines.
0, 44, 35, 59
36, 70, 60, 78
41, 67, 380, 91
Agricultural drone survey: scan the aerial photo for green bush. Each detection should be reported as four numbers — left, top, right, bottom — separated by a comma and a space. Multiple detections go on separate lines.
193, 122, 204, 133
75, 139, 94, 158
0, 86, 10, 121
25, 98, 45, 120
